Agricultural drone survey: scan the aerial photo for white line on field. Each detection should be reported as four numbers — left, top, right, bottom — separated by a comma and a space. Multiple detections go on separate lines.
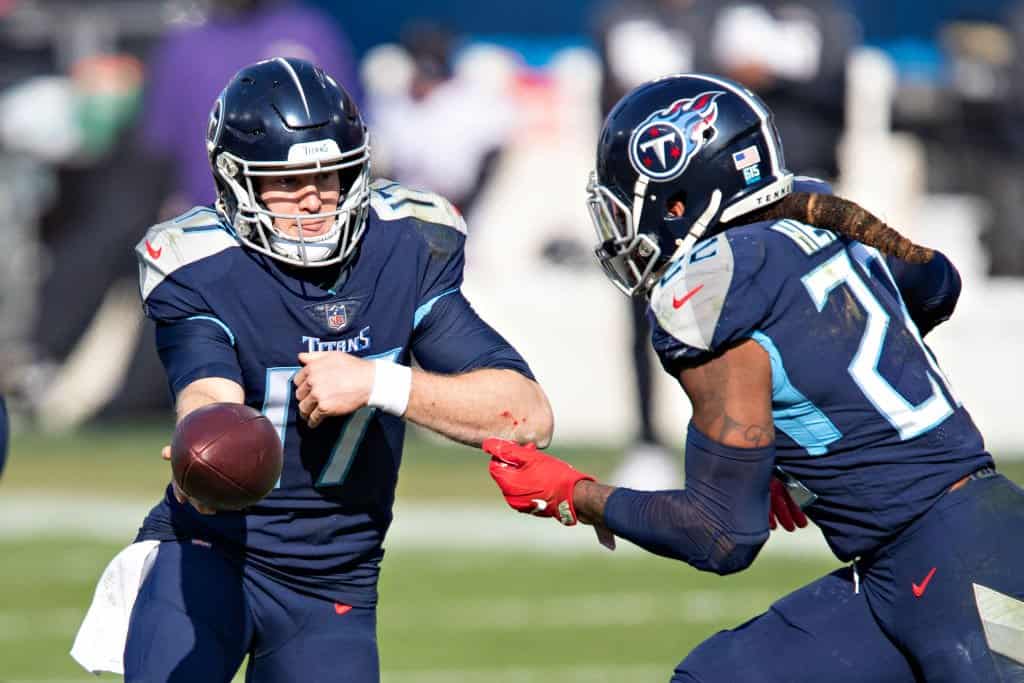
382, 588, 777, 629
0, 492, 832, 556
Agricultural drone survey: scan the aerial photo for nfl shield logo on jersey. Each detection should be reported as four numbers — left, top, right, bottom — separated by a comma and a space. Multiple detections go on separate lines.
325, 303, 348, 331
629, 91, 724, 181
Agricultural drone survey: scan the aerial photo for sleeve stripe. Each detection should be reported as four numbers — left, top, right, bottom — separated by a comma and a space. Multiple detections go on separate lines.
173, 207, 219, 224
187, 315, 236, 346
413, 288, 459, 330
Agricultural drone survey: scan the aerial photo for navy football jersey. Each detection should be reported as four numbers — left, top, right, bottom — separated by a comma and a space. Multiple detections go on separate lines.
649, 220, 992, 561
133, 180, 532, 606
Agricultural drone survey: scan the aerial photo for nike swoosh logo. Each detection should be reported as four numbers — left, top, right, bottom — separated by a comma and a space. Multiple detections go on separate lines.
912, 567, 937, 598
531, 499, 547, 514
672, 284, 704, 309
145, 240, 162, 259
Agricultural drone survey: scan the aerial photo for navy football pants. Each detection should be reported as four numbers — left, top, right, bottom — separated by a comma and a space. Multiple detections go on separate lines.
674, 474, 1024, 682
124, 541, 379, 683
861, 473, 1024, 682
672, 566, 916, 682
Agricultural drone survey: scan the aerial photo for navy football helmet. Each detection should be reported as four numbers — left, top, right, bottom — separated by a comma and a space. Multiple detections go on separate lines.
207, 57, 370, 267
587, 74, 793, 295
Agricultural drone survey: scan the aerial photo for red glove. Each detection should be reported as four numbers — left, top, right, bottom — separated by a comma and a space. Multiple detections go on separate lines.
484, 438, 594, 526
769, 477, 809, 531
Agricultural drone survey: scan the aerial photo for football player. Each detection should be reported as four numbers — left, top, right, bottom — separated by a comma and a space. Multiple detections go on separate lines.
486, 74, 1024, 681
73, 58, 553, 683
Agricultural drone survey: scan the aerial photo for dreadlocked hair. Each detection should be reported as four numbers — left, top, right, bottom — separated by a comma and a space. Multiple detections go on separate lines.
736, 192, 934, 264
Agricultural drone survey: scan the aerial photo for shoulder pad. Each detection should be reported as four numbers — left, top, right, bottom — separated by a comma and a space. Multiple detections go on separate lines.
136, 207, 238, 301
649, 235, 737, 351
369, 179, 467, 234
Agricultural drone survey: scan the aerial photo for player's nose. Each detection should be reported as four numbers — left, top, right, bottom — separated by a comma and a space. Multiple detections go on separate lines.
298, 186, 323, 213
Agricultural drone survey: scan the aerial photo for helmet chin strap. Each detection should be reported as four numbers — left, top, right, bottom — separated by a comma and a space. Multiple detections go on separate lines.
668, 189, 722, 264
267, 229, 341, 264
631, 175, 649, 236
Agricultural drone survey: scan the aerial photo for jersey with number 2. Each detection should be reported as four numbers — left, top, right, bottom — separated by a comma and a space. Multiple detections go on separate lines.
133, 180, 532, 607
648, 220, 992, 562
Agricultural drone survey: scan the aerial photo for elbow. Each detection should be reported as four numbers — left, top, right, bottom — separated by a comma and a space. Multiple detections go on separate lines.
499, 373, 554, 447
696, 528, 770, 577
703, 534, 768, 575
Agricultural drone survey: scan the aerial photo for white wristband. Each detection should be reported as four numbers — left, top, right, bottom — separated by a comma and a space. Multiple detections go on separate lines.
367, 359, 412, 416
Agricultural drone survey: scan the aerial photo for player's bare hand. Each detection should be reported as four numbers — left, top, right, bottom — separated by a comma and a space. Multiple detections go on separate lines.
171, 480, 217, 515
165, 444, 215, 513
769, 478, 809, 532
294, 351, 374, 428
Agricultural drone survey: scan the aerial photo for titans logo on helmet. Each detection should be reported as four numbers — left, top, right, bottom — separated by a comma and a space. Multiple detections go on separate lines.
628, 91, 724, 181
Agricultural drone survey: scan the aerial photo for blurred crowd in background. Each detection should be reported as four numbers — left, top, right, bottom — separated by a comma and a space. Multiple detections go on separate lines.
0, 0, 1022, 458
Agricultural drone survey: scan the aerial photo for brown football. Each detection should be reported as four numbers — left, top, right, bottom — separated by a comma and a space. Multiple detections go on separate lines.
170, 403, 283, 511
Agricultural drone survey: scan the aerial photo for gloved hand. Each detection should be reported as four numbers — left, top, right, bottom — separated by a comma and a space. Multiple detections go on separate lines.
484, 438, 595, 526
769, 477, 809, 531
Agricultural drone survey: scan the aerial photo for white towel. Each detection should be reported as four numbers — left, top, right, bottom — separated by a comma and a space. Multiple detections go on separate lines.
70, 540, 160, 674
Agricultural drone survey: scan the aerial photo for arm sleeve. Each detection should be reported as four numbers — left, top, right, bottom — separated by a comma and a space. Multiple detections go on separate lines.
155, 318, 243, 397
410, 290, 535, 380
602, 424, 774, 575
885, 250, 962, 336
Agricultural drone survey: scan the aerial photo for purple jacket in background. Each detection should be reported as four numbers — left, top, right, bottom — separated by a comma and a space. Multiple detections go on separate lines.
141, 4, 361, 207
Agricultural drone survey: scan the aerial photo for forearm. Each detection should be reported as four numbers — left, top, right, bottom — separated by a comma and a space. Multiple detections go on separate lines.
600, 486, 768, 574
573, 479, 615, 525
574, 425, 774, 575
404, 368, 553, 447
175, 377, 245, 423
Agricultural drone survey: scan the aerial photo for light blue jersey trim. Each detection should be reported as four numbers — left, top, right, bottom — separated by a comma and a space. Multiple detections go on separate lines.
750, 331, 841, 455
413, 287, 459, 329
181, 225, 229, 234
173, 207, 219, 224
367, 347, 403, 362
186, 315, 236, 346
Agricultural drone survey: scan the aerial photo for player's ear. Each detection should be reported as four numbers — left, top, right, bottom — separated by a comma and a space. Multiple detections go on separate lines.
665, 192, 686, 219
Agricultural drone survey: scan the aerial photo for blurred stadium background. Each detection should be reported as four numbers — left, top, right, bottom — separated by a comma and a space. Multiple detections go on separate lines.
1, 0, 1023, 680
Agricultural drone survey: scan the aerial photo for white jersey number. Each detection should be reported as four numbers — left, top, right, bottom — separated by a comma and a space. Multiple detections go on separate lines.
260, 348, 400, 488
801, 249, 956, 441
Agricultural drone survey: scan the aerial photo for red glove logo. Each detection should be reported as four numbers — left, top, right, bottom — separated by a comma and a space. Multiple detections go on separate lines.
483, 438, 594, 526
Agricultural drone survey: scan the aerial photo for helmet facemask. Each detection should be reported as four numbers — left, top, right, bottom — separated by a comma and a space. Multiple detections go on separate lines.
587, 172, 664, 297
588, 170, 733, 298
214, 138, 371, 268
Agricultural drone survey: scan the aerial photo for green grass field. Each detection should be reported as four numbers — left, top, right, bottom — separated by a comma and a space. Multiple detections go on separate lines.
2, 424, 1021, 682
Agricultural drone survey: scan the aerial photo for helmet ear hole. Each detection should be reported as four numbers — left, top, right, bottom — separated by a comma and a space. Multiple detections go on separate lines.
664, 191, 686, 219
